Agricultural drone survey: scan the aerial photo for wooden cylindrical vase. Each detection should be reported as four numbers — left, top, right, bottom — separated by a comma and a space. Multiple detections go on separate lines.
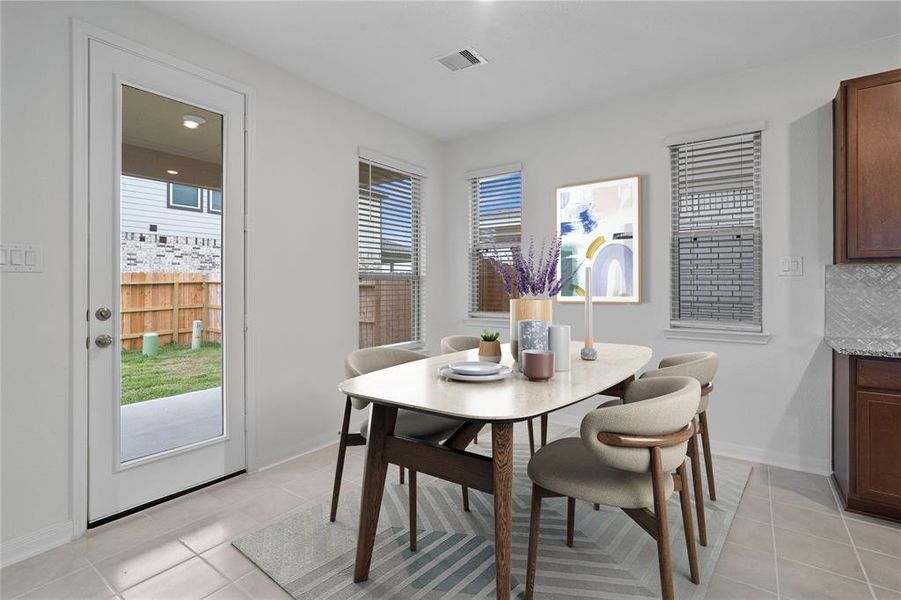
509, 298, 553, 360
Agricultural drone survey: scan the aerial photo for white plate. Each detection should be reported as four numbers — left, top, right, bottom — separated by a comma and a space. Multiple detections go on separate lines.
448, 361, 504, 376
439, 365, 513, 382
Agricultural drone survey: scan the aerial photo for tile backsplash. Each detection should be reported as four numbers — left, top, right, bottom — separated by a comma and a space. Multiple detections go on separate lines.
825, 264, 901, 340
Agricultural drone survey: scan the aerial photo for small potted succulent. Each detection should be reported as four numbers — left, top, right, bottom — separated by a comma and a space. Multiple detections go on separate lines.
478, 330, 502, 363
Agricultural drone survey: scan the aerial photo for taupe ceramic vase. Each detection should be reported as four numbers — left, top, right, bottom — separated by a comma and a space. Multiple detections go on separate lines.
522, 350, 555, 382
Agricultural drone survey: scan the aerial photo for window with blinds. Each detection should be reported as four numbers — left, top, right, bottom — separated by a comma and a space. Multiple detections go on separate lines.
358, 159, 423, 348
669, 131, 762, 331
469, 170, 522, 315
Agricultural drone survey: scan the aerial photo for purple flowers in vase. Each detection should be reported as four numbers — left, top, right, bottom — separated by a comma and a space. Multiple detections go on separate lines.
485, 235, 579, 298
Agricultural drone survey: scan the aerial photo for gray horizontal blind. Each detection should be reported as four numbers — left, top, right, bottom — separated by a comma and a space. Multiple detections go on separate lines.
670, 132, 762, 331
469, 171, 522, 314
358, 160, 423, 347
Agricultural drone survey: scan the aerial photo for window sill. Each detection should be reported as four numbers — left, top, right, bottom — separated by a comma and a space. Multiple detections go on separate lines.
463, 315, 509, 329
663, 327, 772, 345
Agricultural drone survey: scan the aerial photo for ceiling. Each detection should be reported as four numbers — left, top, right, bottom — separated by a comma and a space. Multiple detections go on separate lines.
123, 85, 222, 163
145, 1, 901, 140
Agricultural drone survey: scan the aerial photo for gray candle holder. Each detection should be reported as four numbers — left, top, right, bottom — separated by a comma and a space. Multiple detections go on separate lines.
517, 320, 549, 369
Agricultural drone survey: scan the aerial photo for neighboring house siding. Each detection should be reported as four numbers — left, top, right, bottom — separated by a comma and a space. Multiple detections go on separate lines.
121, 175, 221, 240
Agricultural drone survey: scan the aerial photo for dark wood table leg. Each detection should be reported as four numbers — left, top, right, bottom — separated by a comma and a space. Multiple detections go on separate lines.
540, 414, 548, 447
353, 404, 398, 583
492, 422, 514, 600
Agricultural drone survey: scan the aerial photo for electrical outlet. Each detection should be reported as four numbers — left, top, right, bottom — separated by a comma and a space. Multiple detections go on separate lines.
778, 256, 803, 277
1, 243, 43, 272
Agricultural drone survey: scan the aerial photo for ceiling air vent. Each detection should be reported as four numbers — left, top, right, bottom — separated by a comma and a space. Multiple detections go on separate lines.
436, 48, 487, 72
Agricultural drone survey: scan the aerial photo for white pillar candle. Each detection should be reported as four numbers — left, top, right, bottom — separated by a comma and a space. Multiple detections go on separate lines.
548, 324, 571, 371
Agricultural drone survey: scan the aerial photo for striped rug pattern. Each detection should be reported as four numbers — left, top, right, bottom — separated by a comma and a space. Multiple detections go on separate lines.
233, 427, 750, 599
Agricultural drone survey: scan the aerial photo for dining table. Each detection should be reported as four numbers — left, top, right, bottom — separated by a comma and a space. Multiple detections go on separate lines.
337, 341, 653, 599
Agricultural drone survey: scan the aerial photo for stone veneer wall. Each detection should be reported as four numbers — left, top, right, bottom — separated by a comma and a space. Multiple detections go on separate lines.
121, 232, 221, 274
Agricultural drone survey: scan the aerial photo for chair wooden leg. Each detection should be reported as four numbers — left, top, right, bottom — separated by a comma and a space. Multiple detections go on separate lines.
650, 448, 674, 600
677, 462, 700, 584
540, 414, 548, 448
399, 465, 405, 485
699, 411, 716, 501
462, 485, 470, 512
688, 426, 708, 546
474, 431, 479, 444
566, 497, 575, 547
330, 396, 353, 522
409, 470, 417, 551
527, 419, 536, 456
526, 485, 543, 600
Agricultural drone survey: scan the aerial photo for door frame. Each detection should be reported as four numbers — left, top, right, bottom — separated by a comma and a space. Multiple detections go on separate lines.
71, 20, 257, 539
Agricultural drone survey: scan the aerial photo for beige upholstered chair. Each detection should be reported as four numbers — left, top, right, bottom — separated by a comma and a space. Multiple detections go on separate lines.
331, 347, 465, 549
439, 335, 481, 354
641, 352, 718, 501
525, 377, 702, 600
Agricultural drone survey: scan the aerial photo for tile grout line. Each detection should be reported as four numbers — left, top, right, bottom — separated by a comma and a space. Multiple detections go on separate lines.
88, 562, 120, 600
826, 476, 878, 600
712, 572, 779, 597
766, 465, 782, 600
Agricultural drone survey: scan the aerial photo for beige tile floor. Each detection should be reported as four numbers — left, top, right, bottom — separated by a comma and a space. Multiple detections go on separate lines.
708, 463, 901, 600
2, 430, 900, 599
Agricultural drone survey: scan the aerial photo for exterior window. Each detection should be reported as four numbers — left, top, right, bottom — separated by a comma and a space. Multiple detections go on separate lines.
168, 183, 202, 211
357, 159, 423, 348
669, 131, 762, 331
468, 169, 522, 315
209, 190, 222, 214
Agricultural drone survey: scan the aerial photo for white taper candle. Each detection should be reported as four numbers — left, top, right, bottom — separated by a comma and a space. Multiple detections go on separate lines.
584, 265, 593, 347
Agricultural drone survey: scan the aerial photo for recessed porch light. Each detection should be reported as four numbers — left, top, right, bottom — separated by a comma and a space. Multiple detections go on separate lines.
182, 115, 206, 129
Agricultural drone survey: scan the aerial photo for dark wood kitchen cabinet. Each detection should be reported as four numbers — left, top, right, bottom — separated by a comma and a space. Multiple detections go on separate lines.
833, 353, 901, 521
834, 68, 901, 263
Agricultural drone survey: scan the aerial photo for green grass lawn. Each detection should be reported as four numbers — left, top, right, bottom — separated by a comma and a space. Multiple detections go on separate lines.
120, 342, 222, 405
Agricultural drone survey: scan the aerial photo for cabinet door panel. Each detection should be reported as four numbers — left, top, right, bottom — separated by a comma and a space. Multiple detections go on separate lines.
856, 390, 901, 503
846, 75, 901, 259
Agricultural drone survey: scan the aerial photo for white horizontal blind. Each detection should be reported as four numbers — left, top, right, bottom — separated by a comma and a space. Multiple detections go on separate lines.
358, 159, 423, 348
469, 171, 522, 314
670, 131, 762, 331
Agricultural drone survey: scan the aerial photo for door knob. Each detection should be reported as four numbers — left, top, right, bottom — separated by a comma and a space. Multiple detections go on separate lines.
95, 307, 112, 321
95, 334, 113, 348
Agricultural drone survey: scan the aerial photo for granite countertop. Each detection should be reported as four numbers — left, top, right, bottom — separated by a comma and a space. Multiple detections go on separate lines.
825, 337, 901, 359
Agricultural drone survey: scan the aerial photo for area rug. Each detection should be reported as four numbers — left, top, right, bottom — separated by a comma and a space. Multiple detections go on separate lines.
233, 427, 750, 599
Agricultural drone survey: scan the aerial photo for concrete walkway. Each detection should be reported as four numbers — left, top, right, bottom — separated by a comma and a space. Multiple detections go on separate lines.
120, 387, 222, 462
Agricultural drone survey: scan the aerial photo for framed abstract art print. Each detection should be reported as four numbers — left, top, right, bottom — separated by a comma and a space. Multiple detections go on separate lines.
556, 175, 641, 304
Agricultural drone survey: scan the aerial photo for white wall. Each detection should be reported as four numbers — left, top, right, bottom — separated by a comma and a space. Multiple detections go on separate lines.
0, 0, 446, 552
2, 0, 899, 563
440, 35, 901, 475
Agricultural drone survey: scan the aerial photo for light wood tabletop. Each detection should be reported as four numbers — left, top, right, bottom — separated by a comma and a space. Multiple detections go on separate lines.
338, 341, 653, 421
340, 341, 652, 600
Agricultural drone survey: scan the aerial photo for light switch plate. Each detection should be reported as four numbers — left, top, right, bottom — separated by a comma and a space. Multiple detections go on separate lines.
1, 243, 43, 272
778, 255, 803, 277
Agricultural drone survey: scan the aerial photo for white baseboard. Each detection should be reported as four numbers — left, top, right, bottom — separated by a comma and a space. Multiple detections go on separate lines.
546, 414, 831, 477
1, 521, 73, 567
712, 441, 831, 476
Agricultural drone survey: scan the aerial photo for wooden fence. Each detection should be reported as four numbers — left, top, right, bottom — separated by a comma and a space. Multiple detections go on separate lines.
359, 278, 413, 348
120, 272, 221, 351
